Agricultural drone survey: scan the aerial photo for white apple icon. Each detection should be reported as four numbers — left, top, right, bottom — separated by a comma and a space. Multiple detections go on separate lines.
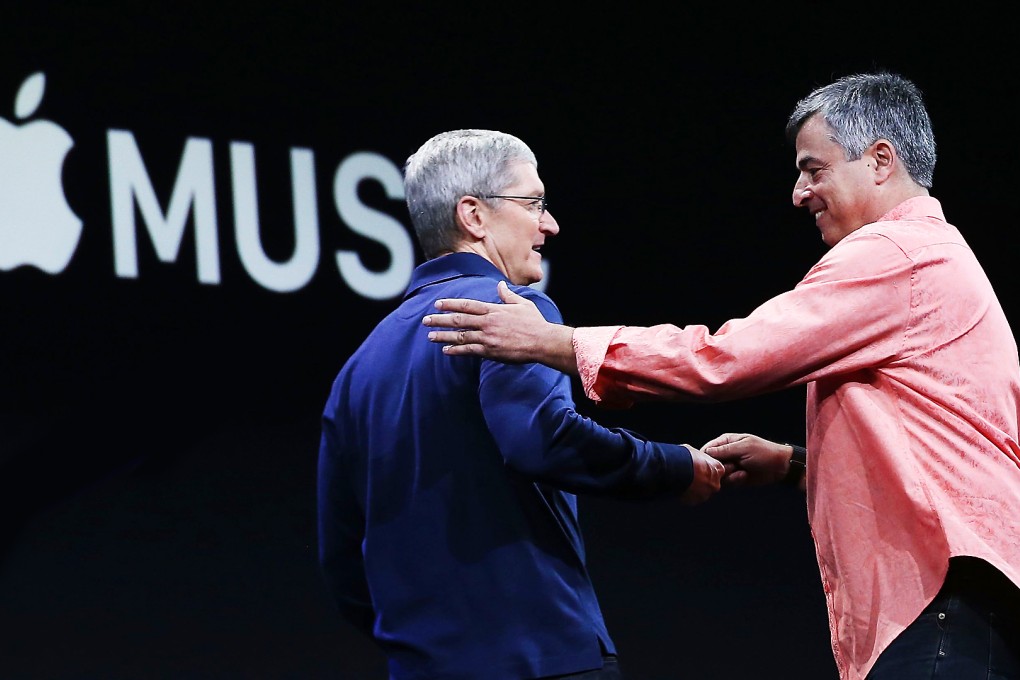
0, 72, 82, 273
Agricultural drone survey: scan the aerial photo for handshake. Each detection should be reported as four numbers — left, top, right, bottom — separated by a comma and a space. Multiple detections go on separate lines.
419, 284, 806, 507
681, 433, 803, 505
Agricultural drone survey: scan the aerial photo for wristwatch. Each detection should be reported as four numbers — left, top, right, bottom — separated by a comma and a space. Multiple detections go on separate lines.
784, 444, 807, 486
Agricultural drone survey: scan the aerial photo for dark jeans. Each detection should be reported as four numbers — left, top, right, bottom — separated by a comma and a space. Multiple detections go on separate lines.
867, 557, 1020, 679
540, 655, 623, 679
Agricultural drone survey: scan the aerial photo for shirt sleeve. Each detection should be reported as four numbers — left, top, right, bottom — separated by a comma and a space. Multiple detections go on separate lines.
317, 393, 375, 638
478, 287, 695, 498
575, 232, 915, 406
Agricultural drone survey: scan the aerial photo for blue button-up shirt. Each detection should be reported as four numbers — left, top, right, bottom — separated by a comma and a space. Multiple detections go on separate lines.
318, 253, 694, 679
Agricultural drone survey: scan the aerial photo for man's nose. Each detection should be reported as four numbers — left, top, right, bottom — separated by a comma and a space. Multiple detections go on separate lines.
540, 210, 559, 234
792, 179, 811, 207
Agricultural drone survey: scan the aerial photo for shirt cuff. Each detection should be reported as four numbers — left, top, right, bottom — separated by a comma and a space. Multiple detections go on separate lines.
573, 325, 625, 403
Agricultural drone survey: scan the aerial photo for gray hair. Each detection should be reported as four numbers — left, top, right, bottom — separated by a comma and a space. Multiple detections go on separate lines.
785, 72, 937, 188
403, 129, 537, 258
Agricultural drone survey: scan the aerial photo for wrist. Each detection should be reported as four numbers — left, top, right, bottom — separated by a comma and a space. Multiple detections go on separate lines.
550, 325, 578, 376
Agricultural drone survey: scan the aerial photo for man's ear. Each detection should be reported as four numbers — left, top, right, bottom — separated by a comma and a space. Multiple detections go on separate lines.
867, 139, 897, 184
455, 195, 488, 239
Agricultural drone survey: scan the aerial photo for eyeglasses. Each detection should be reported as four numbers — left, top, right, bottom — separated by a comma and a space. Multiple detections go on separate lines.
483, 194, 548, 217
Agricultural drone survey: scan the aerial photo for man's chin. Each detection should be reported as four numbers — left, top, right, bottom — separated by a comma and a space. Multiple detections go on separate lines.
512, 268, 543, 287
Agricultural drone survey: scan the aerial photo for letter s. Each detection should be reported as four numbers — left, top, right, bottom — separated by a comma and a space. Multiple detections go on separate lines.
333, 152, 413, 300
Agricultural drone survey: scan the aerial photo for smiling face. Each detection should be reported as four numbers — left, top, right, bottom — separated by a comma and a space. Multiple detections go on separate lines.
791, 115, 881, 247
478, 161, 559, 285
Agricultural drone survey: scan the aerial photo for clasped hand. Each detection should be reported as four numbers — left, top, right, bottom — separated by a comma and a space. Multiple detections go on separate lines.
703, 433, 794, 487
685, 434, 794, 504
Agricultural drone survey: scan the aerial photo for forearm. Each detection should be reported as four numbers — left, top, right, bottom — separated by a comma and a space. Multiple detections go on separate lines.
482, 365, 693, 497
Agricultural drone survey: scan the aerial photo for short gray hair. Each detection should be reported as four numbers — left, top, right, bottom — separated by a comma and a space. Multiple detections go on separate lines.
785, 72, 937, 188
403, 129, 537, 258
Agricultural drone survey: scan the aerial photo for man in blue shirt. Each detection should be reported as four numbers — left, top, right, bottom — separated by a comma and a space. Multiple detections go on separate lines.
317, 129, 724, 679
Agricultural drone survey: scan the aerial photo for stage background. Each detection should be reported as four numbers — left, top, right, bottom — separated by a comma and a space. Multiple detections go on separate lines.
2, 5, 1014, 678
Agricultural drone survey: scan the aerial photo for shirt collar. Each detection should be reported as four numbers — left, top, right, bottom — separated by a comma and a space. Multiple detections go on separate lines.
878, 195, 945, 223
404, 252, 505, 299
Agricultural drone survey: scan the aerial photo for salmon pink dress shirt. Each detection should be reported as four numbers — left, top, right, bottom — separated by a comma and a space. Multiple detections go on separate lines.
573, 197, 1020, 680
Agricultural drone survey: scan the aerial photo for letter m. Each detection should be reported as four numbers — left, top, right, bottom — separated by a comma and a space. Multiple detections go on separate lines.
108, 130, 221, 283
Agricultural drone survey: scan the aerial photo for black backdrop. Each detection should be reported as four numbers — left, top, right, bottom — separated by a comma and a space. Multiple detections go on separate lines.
2, 5, 1015, 678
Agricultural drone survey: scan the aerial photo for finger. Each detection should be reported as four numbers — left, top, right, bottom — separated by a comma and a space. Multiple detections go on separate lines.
722, 470, 749, 488
701, 432, 742, 449
427, 330, 478, 344
423, 312, 481, 330
497, 280, 526, 303
440, 343, 486, 357
705, 442, 744, 462
432, 298, 496, 314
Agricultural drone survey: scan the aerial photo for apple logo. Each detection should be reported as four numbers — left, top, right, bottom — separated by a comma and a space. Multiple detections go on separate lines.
0, 72, 82, 273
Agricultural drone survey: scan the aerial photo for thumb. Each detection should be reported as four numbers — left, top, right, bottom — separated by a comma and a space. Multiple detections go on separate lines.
497, 280, 526, 303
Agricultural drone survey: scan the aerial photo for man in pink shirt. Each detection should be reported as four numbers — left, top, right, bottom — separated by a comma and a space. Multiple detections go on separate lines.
421, 72, 1020, 679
